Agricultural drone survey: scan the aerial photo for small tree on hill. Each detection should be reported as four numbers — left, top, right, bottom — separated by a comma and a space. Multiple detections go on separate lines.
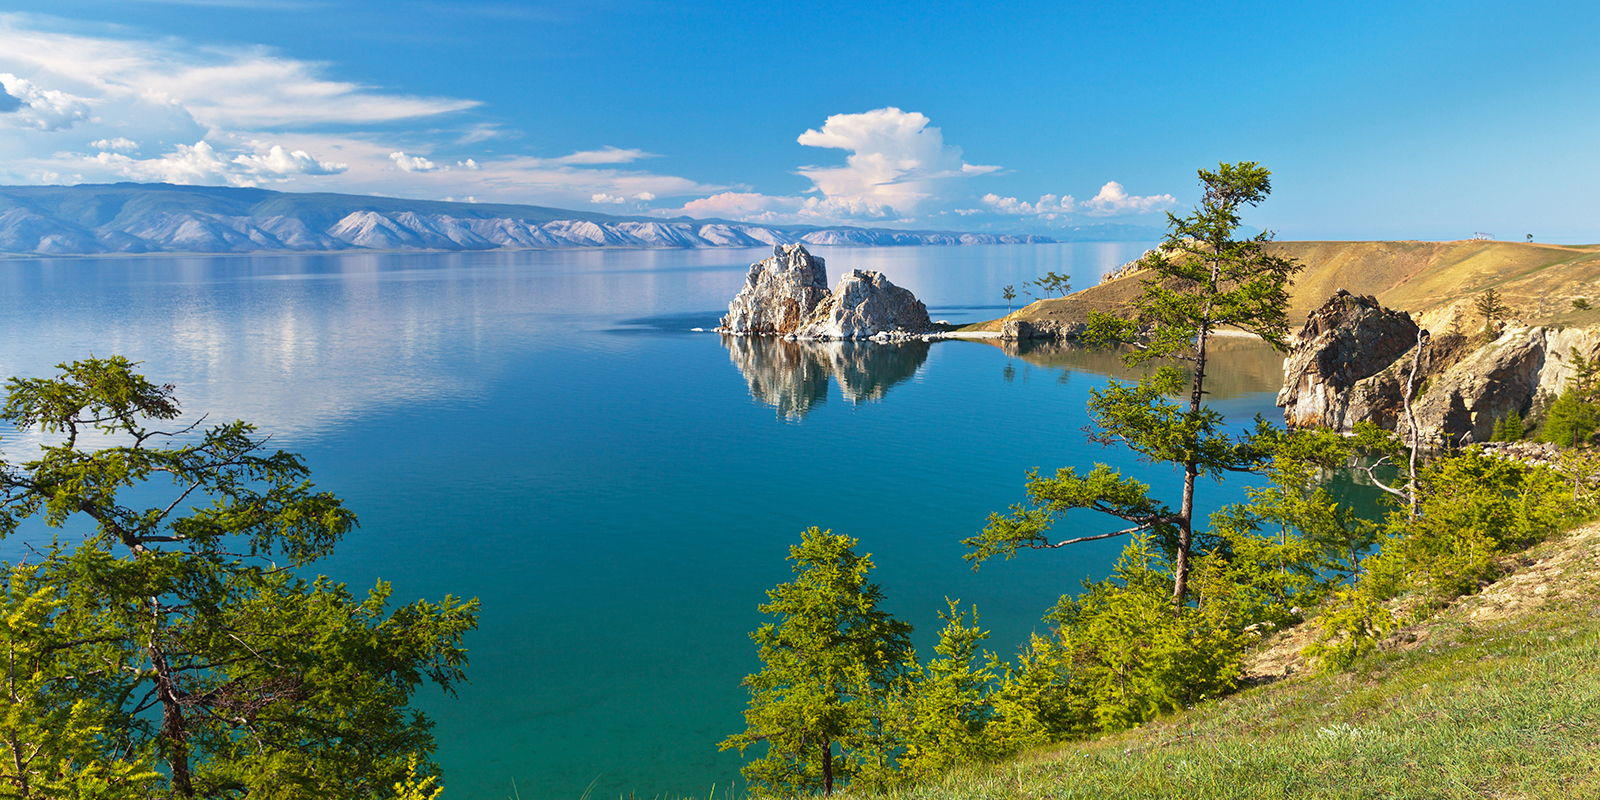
1474, 288, 1510, 340
963, 162, 1302, 607
1002, 285, 1017, 314
721, 528, 913, 796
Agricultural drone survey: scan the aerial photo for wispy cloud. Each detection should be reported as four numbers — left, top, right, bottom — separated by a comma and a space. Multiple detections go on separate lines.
974, 182, 1175, 223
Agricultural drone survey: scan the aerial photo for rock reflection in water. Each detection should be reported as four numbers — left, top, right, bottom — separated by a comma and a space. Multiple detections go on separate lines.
721, 335, 931, 419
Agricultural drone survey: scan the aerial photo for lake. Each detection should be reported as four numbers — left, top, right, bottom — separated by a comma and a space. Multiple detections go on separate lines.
0, 242, 1292, 799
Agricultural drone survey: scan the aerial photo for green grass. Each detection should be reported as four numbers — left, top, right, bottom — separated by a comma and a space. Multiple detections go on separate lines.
850, 603, 1600, 799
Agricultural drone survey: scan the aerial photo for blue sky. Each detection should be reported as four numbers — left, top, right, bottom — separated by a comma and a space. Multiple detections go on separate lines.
1, 1, 1597, 240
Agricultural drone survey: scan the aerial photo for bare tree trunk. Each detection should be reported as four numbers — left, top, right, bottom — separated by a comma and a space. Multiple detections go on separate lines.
1403, 330, 1427, 518
150, 617, 194, 798
821, 735, 833, 795
1175, 259, 1218, 609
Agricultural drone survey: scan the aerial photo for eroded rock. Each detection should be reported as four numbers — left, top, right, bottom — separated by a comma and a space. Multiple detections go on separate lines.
793, 269, 934, 340
1277, 290, 1421, 429
719, 244, 830, 335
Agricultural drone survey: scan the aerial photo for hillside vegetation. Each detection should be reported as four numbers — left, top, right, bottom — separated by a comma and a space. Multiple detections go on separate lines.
983, 240, 1600, 332
835, 519, 1600, 800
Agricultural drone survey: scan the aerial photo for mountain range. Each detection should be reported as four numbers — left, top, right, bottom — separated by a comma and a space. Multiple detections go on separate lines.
0, 183, 1161, 256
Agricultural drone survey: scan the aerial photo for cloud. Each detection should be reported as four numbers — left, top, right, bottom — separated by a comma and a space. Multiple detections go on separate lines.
91, 140, 347, 187
457, 158, 480, 170
553, 147, 653, 165
590, 193, 626, 204
656, 108, 1000, 225
980, 193, 1077, 219
389, 151, 442, 172
1080, 181, 1176, 216
0, 73, 91, 131
0, 86, 18, 113
975, 182, 1175, 222
794, 107, 998, 219
90, 137, 140, 152
632, 191, 655, 202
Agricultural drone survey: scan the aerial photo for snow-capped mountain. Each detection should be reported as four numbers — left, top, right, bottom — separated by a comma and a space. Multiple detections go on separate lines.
0, 183, 1078, 257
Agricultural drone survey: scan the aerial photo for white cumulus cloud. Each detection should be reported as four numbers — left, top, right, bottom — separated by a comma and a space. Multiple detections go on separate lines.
91, 140, 348, 187
1080, 181, 1176, 217
90, 137, 140, 152
657, 108, 1000, 225
590, 193, 626, 204
389, 151, 442, 172
980, 193, 1077, 218
0, 73, 91, 131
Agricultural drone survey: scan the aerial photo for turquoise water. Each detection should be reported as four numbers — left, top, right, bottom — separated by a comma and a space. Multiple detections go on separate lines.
0, 243, 1291, 799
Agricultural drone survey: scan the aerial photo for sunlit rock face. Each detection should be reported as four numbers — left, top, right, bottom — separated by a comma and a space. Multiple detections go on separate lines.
794, 269, 934, 340
721, 335, 930, 420
719, 244, 831, 335
1277, 290, 1421, 430
1277, 290, 1600, 445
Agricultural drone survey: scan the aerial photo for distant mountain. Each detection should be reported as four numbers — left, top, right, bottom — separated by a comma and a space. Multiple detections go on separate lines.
0, 183, 1082, 256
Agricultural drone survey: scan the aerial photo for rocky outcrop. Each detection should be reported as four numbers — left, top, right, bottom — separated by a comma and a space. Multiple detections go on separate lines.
719, 244, 832, 335
793, 270, 935, 340
999, 319, 1085, 341
1277, 289, 1600, 445
1277, 290, 1422, 429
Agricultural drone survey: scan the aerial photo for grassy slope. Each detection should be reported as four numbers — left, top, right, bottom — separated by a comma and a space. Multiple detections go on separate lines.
983, 240, 1600, 333
847, 521, 1600, 800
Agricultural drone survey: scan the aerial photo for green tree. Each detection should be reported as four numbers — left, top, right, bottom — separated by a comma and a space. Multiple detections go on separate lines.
1002, 285, 1017, 314
1030, 272, 1071, 299
1574, 299, 1592, 312
883, 601, 1000, 787
1473, 287, 1510, 340
0, 357, 479, 798
721, 528, 913, 796
964, 162, 1302, 606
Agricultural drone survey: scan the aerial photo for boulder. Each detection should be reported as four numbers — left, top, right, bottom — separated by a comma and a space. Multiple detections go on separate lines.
1277, 290, 1421, 429
793, 269, 934, 340
1000, 318, 1086, 341
719, 244, 830, 335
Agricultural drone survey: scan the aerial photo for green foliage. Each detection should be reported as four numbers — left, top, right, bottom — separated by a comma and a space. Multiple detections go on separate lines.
721, 528, 913, 797
1540, 348, 1600, 448
1492, 408, 1524, 442
1574, 298, 1592, 312
969, 162, 1302, 610
881, 602, 1002, 787
0, 357, 478, 799
1001, 285, 1016, 314
1307, 448, 1597, 670
1473, 287, 1510, 340
1029, 272, 1071, 299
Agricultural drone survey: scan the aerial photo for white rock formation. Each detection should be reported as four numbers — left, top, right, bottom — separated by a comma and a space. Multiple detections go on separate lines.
792, 270, 935, 340
719, 244, 832, 335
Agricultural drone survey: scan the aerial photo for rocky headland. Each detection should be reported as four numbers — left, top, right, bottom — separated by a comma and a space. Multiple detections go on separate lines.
719, 244, 937, 340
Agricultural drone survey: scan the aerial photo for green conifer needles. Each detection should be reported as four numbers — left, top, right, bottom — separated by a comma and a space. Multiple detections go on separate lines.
966, 162, 1302, 607
720, 528, 913, 796
0, 357, 479, 798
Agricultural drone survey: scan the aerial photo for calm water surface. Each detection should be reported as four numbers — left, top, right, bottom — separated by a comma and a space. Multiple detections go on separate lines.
0, 243, 1291, 800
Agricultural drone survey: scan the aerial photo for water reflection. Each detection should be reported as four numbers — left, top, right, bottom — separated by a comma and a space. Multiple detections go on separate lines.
721, 335, 931, 420
994, 336, 1286, 399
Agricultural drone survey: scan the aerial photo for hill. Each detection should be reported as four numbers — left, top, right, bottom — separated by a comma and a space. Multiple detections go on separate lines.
0, 183, 1084, 256
981, 240, 1600, 333
842, 519, 1600, 800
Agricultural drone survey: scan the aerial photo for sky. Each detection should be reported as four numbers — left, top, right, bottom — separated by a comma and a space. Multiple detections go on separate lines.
1, 1, 1597, 240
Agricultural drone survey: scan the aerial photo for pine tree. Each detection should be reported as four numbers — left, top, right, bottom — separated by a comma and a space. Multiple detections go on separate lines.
1474, 288, 1510, 341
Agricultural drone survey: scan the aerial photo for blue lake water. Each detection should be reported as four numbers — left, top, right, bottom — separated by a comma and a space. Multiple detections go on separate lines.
0, 243, 1295, 799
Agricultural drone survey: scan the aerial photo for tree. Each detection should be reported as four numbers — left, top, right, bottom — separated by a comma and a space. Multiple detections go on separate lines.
1575, 299, 1593, 312
1527, 233, 1534, 243
1002, 285, 1017, 314
0, 357, 479, 798
720, 528, 912, 796
1473, 287, 1510, 340
1031, 271, 1071, 299
964, 162, 1302, 607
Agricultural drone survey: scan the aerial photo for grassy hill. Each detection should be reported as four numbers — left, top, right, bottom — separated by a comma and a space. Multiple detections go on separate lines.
981, 240, 1600, 333
837, 520, 1600, 800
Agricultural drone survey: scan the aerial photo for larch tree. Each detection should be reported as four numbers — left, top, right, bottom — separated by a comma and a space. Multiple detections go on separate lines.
720, 527, 912, 796
963, 162, 1303, 607
0, 357, 479, 799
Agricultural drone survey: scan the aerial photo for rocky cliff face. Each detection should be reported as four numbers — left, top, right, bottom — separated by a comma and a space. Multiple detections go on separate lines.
719, 244, 832, 335
794, 270, 935, 340
1277, 290, 1422, 429
1278, 290, 1600, 445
